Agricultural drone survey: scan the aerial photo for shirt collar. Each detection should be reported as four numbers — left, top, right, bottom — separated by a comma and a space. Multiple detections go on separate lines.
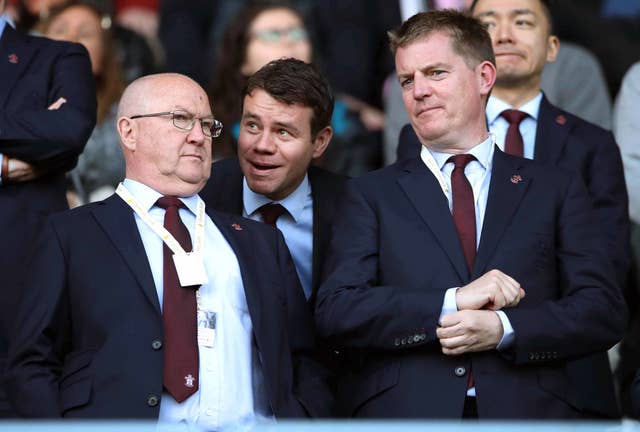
243, 174, 310, 223
0, 14, 8, 38
427, 134, 494, 171
486, 92, 543, 125
122, 179, 198, 215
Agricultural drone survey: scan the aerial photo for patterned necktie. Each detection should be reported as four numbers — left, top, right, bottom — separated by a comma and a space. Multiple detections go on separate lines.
501, 109, 528, 157
156, 196, 199, 403
257, 203, 287, 227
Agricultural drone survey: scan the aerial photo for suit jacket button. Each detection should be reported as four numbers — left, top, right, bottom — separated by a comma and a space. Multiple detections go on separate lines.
454, 366, 466, 377
394, 338, 401, 346
147, 395, 159, 407
151, 340, 162, 350
528, 353, 535, 360
401, 338, 407, 345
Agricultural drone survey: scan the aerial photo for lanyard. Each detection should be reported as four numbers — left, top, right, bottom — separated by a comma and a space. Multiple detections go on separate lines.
116, 183, 206, 255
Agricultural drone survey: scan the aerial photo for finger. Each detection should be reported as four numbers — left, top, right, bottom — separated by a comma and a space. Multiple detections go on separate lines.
442, 344, 471, 356
439, 334, 468, 349
439, 312, 462, 328
437, 322, 464, 339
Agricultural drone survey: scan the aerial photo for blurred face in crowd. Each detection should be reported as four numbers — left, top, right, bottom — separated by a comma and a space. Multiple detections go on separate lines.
396, 31, 495, 151
118, 74, 213, 197
23, 0, 66, 15
241, 8, 312, 76
471, 0, 558, 90
238, 89, 331, 200
46, 5, 104, 75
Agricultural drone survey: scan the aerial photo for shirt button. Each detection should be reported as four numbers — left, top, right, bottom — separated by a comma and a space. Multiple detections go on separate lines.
151, 340, 162, 350
206, 408, 213, 416
147, 395, 159, 407
454, 366, 466, 377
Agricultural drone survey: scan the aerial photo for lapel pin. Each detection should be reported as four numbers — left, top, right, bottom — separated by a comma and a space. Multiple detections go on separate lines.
510, 174, 523, 184
8, 54, 18, 64
232, 223, 243, 231
555, 115, 566, 125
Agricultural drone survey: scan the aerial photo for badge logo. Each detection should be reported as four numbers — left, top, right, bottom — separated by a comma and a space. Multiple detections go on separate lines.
184, 374, 195, 388
8, 54, 18, 64
555, 115, 567, 125
232, 223, 243, 231
510, 174, 523, 184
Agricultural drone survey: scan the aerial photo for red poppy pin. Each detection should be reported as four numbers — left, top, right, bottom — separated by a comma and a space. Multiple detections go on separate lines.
555, 115, 567, 125
510, 174, 523, 184
8, 54, 18, 64
232, 223, 243, 231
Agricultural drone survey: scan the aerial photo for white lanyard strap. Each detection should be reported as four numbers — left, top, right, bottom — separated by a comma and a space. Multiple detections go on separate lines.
116, 183, 206, 256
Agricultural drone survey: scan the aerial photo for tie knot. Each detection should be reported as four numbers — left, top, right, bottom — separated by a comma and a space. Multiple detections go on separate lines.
156, 196, 185, 210
447, 153, 476, 170
501, 109, 528, 125
257, 203, 287, 227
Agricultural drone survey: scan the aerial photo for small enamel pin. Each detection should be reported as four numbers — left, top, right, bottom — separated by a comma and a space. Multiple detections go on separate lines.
510, 174, 523, 184
184, 374, 195, 388
232, 223, 243, 231
8, 54, 18, 64
555, 115, 567, 125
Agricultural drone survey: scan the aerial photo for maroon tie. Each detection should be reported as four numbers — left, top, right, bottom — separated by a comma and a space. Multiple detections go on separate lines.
501, 109, 528, 157
156, 196, 199, 403
448, 154, 477, 390
257, 203, 287, 227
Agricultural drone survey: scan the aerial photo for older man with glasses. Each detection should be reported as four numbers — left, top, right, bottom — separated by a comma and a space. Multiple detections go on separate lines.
5, 73, 331, 425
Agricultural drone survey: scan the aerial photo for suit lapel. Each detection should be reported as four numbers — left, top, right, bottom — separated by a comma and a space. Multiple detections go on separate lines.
0, 26, 38, 108
533, 95, 571, 165
208, 210, 263, 332
473, 149, 531, 277
309, 168, 330, 301
92, 195, 161, 314
398, 158, 469, 281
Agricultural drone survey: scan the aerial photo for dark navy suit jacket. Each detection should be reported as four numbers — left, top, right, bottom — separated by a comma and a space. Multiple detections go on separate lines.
199, 158, 347, 305
0, 24, 96, 416
316, 149, 625, 419
5, 194, 331, 418
395, 97, 630, 418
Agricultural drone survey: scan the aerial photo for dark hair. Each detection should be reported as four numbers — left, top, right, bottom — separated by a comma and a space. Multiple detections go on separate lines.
245, 58, 333, 139
43, 1, 124, 124
469, 0, 555, 34
388, 9, 495, 70
208, 0, 309, 157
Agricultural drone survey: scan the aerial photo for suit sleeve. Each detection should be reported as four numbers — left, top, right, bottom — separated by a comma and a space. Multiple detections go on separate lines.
5, 217, 69, 417
505, 174, 626, 364
0, 42, 96, 174
275, 229, 334, 418
315, 180, 446, 351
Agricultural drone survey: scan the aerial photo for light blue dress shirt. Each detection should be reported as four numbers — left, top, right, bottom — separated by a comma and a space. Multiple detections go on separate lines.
242, 175, 314, 300
425, 137, 514, 397
486, 92, 543, 160
122, 179, 271, 430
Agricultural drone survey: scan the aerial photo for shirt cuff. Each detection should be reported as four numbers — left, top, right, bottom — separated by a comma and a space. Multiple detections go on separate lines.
0, 154, 4, 185
439, 287, 459, 322
495, 310, 515, 350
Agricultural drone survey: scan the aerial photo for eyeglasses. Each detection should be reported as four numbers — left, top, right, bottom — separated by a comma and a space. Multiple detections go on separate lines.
251, 26, 308, 43
130, 110, 223, 138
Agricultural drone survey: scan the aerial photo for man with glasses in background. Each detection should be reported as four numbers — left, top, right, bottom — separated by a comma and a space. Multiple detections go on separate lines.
6, 73, 331, 425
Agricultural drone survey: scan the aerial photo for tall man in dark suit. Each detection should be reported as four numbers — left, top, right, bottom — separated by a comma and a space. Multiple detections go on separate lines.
396, 0, 630, 417
0, 1, 96, 417
6, 73, 330, 425
315, 10, 625, 419
200, 58, 345, 304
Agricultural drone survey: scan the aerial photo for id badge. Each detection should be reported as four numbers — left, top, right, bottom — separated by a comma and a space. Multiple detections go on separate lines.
197, 310, 216, 348
173, 251, 209, 286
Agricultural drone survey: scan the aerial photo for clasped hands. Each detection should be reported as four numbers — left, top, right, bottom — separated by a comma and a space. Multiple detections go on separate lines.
436, 269, 525, 356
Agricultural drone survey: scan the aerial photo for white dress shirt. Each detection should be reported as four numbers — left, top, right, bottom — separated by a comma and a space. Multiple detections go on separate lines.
486, 93, 543, 160
122, 179, 271, 430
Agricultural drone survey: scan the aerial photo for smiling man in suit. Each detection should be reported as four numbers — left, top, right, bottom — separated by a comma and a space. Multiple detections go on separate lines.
0, 0, 96, 417
316, 10, 624, 420
200, 58, 345, 305
5, 73, 330, 425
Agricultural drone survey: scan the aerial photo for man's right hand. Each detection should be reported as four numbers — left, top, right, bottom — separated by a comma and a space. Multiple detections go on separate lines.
456, 269, 525, 311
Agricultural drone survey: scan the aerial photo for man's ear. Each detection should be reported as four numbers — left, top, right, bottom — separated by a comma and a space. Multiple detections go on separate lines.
311, 126, 333, 159
117, 117, 137, 151
546, 35, 560, 63
478, 60, 497, 97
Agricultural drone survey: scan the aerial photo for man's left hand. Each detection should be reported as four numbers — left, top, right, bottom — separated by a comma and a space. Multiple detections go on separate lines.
7, 158, 39, 182
436, 310, 503, 355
